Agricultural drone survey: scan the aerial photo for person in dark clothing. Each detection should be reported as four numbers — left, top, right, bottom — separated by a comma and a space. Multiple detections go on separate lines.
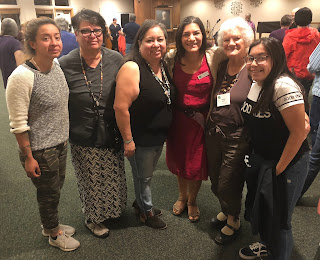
109, 18, 121, 51
269, 14, 292, 43
114, 19, 174, 230
239, 37, 309, 260
55, 17, 79, 57
0, 18, 24, 88
59, 9, 126, 239
123, 15, 140, 55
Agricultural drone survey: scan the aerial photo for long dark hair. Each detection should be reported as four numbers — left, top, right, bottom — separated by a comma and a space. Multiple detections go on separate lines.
125, 19, 167, 63
175, 16, 207, 62
249, 37, 304, 113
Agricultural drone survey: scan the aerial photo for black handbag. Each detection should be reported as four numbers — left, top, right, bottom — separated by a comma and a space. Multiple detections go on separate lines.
93, 107, 123, 152
103, 110, 123, 152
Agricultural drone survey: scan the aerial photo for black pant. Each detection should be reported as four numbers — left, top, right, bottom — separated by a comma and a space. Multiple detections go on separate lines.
297, 77, 313, 112
111, 37, 118, 51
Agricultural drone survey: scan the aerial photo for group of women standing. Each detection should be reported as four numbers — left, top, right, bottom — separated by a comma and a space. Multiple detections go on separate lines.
5, 8, 309, 260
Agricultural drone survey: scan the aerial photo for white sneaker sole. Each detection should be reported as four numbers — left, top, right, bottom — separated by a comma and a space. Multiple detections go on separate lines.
49, 239, 80, 252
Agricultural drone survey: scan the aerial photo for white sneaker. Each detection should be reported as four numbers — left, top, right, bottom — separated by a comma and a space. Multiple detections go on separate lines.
42, 224, 76, 237
49, 231, 80, 252
85, 220, 109, 238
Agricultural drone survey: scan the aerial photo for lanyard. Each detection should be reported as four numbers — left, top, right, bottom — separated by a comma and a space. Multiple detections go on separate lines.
80, 52, 103, 107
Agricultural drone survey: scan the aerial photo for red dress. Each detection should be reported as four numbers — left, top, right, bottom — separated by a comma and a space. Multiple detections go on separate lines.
166, 57, 213, 180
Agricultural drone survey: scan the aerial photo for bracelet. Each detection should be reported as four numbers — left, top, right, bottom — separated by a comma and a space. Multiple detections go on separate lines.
124, 137, 133, 144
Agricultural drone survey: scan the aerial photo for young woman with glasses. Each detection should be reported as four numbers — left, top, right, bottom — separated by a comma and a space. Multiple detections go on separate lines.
239, 37, 309, 260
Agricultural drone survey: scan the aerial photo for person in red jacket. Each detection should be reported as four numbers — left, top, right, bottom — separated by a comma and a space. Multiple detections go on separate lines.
283, 7, 320, 110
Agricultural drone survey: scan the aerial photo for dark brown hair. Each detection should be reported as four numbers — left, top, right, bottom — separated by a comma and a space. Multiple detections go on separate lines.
24, 17, 59, 56
249, 37, 304, 113
175, 16, 207, 62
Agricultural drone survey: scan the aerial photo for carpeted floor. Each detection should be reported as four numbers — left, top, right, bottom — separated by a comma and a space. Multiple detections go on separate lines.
0, 74, 319, 260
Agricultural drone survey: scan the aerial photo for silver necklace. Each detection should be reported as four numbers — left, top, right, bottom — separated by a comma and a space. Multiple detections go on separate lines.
147, 62, 171, 105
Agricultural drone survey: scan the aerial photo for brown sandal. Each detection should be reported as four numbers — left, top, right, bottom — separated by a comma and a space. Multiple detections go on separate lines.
172, 199, 187, 216
187, 203, 200, 222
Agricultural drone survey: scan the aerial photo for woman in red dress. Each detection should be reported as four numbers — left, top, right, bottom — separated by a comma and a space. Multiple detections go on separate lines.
165, 16, 226, 222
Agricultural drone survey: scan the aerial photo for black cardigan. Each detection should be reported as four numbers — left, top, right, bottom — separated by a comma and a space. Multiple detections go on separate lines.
59, 47, 123, 147
244, 153, 288, 257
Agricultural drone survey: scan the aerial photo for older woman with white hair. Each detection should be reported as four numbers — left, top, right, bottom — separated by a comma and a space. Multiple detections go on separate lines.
0, 18, 24, 88
54, 17, 78, 57
205, 17, 254, 245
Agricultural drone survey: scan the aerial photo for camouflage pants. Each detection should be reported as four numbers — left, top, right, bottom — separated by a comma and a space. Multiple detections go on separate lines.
19, 141, 67, 232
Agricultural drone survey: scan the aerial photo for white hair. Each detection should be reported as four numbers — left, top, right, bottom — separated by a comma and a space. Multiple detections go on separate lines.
217, 17, 254, 48
0, 18, 18, 37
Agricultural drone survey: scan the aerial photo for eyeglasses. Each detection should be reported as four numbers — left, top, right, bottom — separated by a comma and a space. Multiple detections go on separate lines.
78, 28, 103, 37
245, 55, 269, 65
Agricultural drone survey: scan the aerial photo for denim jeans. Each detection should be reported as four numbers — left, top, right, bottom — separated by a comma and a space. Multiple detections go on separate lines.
128, 145, 163, 214
125, 43, 132, 55
301, 123, 320, 197
309, 96, 320, 145
274, 152, 309, 260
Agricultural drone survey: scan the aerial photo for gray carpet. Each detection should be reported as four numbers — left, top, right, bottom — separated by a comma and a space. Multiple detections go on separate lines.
0, 74, 319, 260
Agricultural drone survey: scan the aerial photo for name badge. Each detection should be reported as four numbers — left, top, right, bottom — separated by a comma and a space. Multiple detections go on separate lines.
197, 71, 209, 80
217, 93, 231, 107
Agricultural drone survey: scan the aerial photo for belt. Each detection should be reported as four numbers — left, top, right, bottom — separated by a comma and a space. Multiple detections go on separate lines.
175, 105, 209, 117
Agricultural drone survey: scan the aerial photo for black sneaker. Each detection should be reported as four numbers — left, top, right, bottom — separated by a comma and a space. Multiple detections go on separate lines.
239, 242, 268, 259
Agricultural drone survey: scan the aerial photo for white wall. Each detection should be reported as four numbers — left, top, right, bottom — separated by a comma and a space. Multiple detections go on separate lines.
69, 0, 94, 13
7, 0, 133, 26
181, 0, 320, 36
17, 0, 36, 23
98, 0, 134, 27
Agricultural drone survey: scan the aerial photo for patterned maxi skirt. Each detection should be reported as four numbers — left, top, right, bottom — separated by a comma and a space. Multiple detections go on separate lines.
70, 144, 127, 223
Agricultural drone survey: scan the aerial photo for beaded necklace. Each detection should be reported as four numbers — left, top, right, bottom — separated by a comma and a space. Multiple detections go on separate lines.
219, 62, 246, 94
147, 62, 171, 105
80, 52, 103, 107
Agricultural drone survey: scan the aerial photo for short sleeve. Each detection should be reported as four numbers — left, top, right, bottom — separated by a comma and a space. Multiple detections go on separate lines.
273, 76, 304, 111
10, 38, 22, 53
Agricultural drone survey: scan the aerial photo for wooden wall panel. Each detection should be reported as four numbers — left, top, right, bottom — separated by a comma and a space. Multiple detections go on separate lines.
134, 0, 153, 25
134, 0, 180, 44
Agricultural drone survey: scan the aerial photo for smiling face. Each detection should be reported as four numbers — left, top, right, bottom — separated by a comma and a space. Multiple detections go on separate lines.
181, 23, 203, 54
247, 43, 272, 85
75, 21, 103, 52
139, 26, 166, 64
222, 28, 247, 59
29, 23, 62, 60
